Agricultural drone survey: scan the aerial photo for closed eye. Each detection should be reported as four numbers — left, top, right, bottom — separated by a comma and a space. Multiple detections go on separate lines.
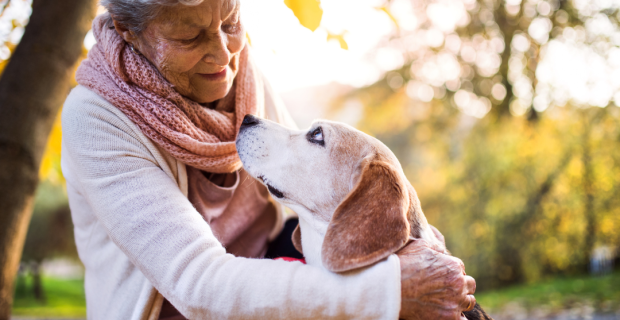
267, 184, 284, 198
178, 34, 200, 44
306, 126, 325, 146
222, 21, 241, 34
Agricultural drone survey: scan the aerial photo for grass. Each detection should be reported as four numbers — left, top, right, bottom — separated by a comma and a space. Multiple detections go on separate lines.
12, 275, 86, 318
476, 270, 620, 313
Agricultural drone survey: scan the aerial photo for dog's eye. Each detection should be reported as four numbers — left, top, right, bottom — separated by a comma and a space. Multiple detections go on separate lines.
312, 128, 323, 141
307, 127, 325, 146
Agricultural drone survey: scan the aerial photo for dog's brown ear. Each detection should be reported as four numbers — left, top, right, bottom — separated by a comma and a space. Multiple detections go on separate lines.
292, 224, 303, 254
321, 155, 410, 272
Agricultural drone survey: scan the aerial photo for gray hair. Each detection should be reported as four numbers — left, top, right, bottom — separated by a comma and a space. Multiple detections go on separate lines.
100, 0, 204, 34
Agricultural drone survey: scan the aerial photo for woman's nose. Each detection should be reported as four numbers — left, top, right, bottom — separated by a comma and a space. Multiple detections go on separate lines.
202, 33, 231, 66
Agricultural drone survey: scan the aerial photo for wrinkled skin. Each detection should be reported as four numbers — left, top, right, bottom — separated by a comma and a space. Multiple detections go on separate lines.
397, 227, 476, 320
112, 0, 244, 104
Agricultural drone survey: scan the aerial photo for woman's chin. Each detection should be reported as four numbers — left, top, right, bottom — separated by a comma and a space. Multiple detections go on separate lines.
189, 83, 232, 104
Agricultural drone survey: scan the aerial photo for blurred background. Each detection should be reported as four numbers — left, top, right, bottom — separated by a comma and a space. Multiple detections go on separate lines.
2, 0, 620, 318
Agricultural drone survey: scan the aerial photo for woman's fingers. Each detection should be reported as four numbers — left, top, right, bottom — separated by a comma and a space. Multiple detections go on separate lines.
397, 238, 430, 255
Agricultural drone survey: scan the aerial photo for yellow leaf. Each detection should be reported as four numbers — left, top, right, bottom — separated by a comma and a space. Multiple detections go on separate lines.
284, 0, 323, 32
327, 32, 348, 50
376, 6, 399, 29
245, 32, 252, 46
39, 108, 64, 184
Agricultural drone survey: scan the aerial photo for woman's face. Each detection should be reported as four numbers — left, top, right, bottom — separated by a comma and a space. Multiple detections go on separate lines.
127, 0, 244, 104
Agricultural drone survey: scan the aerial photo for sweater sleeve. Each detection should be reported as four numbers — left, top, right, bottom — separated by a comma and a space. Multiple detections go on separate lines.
61, 88, 401, 320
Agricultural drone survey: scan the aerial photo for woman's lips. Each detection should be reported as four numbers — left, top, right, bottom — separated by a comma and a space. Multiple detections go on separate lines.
199, 68, 227, 81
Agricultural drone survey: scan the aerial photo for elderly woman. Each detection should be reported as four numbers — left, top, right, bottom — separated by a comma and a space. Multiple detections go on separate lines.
60, 0, 476, 319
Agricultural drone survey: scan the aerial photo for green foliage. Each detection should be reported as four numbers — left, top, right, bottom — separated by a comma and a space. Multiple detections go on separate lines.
434, 108, 620, 288
12, 276, 86, 317
344, 86, 620, 289
333, 0, 620, 289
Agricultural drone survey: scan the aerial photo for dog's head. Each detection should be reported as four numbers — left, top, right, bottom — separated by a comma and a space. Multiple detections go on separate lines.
236, 115, 437, 272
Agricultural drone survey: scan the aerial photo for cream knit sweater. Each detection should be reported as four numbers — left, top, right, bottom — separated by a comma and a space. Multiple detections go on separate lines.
61, 84, 401, 320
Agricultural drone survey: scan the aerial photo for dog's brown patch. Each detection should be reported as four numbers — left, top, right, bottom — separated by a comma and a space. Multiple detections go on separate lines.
321, 154, 410, 272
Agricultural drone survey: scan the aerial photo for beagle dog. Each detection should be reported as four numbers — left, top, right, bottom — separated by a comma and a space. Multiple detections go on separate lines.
236, 115, 492, 320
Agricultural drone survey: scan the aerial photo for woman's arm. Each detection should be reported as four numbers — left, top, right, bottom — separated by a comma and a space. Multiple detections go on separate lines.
61, 92, 401, 319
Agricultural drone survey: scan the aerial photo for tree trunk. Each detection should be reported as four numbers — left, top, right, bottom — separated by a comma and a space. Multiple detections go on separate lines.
491, 1, 517, 120
0, 0, 96, 317
31, 261, 44, 302
581, 113, 596, 271
494, 150, 573, 287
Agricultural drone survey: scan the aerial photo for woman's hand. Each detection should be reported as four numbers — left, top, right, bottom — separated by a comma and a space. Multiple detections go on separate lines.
397, 238, 476, 320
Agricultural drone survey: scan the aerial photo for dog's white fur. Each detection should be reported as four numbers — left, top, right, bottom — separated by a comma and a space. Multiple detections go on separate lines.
236, 116, 442, 271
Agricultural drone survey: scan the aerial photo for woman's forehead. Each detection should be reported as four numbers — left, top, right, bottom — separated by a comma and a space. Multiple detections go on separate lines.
155, 0, 239, 29
221, 0, 239, 15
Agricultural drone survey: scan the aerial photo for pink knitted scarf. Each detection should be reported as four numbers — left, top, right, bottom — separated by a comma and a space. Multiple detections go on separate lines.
76, 15, 264, 173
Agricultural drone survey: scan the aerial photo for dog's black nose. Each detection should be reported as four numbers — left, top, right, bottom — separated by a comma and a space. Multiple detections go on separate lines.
241, 114, 260, 128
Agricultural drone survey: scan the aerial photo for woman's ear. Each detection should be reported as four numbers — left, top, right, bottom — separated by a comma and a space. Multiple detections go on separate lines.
112, 19, 139, 46
321, 155, 410, 273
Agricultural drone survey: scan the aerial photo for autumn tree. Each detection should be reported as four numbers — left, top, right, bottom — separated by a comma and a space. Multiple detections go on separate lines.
0, 0, 96, 317
318, 0, 620, 288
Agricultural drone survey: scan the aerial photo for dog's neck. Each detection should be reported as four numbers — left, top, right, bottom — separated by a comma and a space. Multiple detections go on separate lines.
291, 206, 330, 268
298, 216, 328, 268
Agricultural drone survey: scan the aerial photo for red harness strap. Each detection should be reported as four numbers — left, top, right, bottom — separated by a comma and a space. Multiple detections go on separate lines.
275, 257, 306, 264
